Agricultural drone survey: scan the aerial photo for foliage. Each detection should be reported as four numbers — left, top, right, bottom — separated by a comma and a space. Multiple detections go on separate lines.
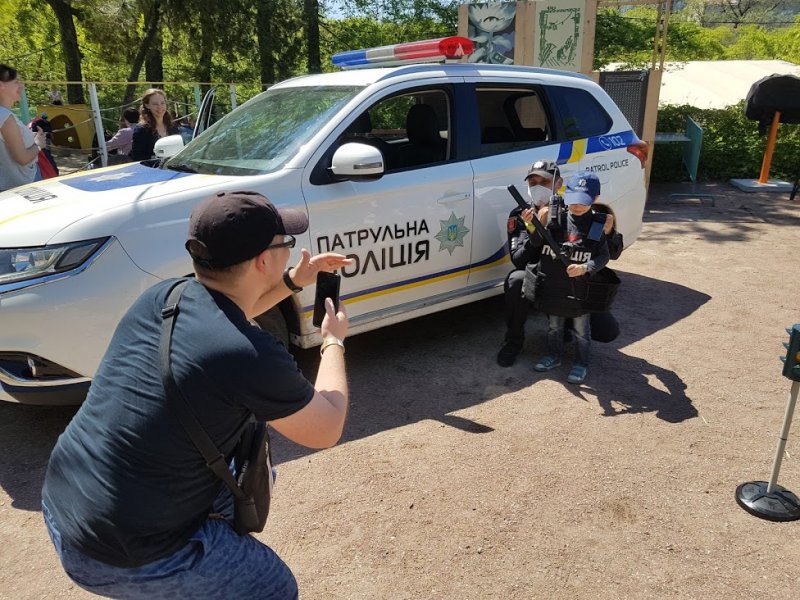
595, 7, 800, 68
320, 15, 452, 72
3, 0, 800, 176
651, 103, 800, 182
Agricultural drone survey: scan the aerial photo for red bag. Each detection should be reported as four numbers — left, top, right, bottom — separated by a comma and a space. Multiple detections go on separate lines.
37, 150, 58, 179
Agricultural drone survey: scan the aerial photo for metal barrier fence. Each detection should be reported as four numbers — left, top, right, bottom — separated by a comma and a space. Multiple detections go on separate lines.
17, 81, 264, 169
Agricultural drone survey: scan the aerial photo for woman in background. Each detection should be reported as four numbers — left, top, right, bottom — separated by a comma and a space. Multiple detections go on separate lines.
0, 64, 46, 192
129, 88, 178, 161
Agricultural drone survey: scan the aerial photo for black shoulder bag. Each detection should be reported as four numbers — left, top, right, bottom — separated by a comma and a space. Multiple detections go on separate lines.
158, 279, 274, 536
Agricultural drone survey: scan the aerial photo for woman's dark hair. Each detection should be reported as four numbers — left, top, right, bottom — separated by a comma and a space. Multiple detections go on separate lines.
122, 107, 140, 124
0, 64, 18, 83
139, 88, 174, 132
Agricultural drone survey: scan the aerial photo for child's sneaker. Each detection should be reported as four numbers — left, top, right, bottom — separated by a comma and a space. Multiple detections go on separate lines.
567, 364, 588, 384
534, 356, 561, 372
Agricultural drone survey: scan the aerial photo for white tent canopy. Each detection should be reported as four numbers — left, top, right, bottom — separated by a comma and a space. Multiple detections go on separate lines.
606, 60, 800, 109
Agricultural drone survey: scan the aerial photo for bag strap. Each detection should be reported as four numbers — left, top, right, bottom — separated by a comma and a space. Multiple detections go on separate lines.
158, 278, 247, 501
588, 212, 609, 242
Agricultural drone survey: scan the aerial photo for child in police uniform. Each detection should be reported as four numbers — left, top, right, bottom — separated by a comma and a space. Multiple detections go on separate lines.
530, 171, 609, 384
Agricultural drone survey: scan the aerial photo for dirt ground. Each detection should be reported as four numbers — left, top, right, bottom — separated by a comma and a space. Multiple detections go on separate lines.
1, 181, 799, 599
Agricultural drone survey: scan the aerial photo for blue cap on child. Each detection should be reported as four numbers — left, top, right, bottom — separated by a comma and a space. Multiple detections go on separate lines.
564, 171, 601, 206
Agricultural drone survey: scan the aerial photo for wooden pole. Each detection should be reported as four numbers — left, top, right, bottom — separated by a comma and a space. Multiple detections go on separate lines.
759, 111, 781, 184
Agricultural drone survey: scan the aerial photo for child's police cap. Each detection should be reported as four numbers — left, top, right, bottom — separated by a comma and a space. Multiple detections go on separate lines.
564, 171, 601, 206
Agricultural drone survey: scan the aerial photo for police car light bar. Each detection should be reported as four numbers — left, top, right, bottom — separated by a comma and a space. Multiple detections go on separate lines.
332, 37, 474, 69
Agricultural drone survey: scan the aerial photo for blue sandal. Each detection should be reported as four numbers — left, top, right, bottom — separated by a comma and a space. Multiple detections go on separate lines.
567, 365, 588, 384
534, 356, 562, 372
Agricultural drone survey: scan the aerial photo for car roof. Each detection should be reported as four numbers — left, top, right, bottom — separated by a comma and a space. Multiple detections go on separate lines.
270, 63, 592, 90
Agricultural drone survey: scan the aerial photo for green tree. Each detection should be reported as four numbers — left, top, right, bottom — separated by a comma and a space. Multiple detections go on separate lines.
43, 0, 85, 103
723, 24, 785, 58
306, 0, 322, 73
594, 8, 653, 69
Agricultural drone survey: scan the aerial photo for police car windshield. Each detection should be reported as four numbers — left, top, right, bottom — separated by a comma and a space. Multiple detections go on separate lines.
165, 85, 363, 176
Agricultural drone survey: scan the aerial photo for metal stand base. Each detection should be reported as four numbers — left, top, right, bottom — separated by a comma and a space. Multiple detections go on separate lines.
667, 192, 715, 206
735, 481, 800, 522
729, 178, 794, 192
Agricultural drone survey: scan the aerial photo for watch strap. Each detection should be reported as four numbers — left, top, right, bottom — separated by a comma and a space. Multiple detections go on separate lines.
283, 267, 302, 293
320, 336, 345, 356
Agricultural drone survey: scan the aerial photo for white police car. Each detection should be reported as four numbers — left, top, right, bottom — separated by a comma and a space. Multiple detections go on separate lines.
0, 37, 647, 404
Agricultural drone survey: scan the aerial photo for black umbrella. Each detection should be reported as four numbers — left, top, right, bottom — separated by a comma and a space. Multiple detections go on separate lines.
745, 73, 800, 135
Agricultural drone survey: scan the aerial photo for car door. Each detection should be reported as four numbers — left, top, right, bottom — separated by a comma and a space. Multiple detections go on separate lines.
464, 80, 565, 290
301, 83, 474, 331
193, 87, 217, 139
464, 77, 646, 287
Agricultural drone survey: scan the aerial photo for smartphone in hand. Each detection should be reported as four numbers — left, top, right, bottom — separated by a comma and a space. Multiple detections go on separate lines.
312, 271, 341, 327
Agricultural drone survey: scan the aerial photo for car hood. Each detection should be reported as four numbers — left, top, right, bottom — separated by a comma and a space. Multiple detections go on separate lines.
0, 162, 230, 246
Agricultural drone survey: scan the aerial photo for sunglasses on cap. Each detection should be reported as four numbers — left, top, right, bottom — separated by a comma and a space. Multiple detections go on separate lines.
266, 235, 296, 250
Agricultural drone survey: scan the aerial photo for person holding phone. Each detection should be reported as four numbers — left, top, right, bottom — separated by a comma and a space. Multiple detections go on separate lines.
0, 64, 46, 192
43, 190, 353, 598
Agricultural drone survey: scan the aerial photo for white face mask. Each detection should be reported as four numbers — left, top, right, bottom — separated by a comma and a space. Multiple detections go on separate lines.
527, 184, 551, 207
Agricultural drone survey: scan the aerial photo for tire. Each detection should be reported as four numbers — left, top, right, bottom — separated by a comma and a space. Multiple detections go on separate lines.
253, 306, 290, 348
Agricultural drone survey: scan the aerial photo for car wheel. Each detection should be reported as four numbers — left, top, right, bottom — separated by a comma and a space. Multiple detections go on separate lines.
253, 306, 290, 348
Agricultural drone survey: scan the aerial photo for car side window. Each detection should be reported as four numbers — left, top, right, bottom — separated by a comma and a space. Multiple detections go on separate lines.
546, 86, 612, 140
476, 87, 551, 157
338, 88, 452, 172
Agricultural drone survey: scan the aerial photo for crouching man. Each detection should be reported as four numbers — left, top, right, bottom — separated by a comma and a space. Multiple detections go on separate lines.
43, 190, 353, 599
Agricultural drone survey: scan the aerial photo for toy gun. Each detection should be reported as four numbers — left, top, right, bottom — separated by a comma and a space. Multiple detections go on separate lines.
507, 184, 571, 267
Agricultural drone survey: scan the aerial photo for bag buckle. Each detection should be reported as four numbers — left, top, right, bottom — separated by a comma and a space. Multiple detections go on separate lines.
206, 453, 226, 469
161, 304, 179, 319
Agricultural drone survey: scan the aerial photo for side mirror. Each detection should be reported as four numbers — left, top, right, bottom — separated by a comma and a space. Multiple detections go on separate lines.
153, 134, 185, 160
330, 142, 384, 180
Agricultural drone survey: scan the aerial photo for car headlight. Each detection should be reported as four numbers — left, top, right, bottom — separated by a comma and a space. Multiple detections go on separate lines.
0, 237, 111, 288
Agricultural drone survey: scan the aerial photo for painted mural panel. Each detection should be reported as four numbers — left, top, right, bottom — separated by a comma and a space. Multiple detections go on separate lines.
467, 3, 517, 64
535, 1, 583, 71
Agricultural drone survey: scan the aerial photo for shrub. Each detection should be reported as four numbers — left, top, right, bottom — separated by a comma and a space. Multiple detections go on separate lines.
651, 102, 800, 182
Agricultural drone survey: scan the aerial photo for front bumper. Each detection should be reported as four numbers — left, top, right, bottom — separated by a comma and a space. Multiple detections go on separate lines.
0, 239, 159, 404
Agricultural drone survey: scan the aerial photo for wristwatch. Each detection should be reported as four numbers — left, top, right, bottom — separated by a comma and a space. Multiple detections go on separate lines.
283, 267, 302, 293
320, 336, 345, 356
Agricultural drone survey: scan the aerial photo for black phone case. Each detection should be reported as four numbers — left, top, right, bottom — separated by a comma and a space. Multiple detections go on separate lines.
313, 272, 340, 327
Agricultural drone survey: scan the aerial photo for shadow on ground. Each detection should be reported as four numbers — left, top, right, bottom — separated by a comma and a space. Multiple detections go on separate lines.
0, 403, 78, 511
274, 269, 710, 462
0, 268, 709, 509
558, 266, 708, 424
643, 182, 800, 244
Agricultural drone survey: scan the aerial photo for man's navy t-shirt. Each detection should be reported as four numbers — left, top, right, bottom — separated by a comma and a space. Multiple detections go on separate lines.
42, 279, 314, 567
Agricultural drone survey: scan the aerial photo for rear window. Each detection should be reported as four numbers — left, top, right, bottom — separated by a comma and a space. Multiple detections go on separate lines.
546, 87, 612, 140
475, 87, 551, 157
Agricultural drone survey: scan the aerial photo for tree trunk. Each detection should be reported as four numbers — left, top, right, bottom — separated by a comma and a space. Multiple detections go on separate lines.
145, 28, 164, 86
44, 0, 85, 104
197, 9, 215, 95
257, 0, 275, 88
304, 0, 321, 74
124, 2, 162, 105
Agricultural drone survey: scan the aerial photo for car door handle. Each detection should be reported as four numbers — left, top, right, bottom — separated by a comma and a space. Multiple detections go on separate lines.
437, 193, 471, 205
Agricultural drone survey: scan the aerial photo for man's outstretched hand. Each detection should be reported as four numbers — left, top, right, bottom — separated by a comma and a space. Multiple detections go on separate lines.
288, 249, 353, 289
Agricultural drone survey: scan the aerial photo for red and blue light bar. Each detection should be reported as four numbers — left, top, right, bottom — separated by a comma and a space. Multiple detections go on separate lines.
332, 37, 474, 69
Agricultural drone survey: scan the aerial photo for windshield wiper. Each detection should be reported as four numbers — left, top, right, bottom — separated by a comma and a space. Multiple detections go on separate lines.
166, 163, 198, 173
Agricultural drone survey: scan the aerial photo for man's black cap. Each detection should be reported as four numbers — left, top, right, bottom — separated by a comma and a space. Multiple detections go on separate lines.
185, 190, 308, 267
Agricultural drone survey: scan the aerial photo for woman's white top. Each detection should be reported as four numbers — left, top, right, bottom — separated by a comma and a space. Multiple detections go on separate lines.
0, 105, 36, 192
